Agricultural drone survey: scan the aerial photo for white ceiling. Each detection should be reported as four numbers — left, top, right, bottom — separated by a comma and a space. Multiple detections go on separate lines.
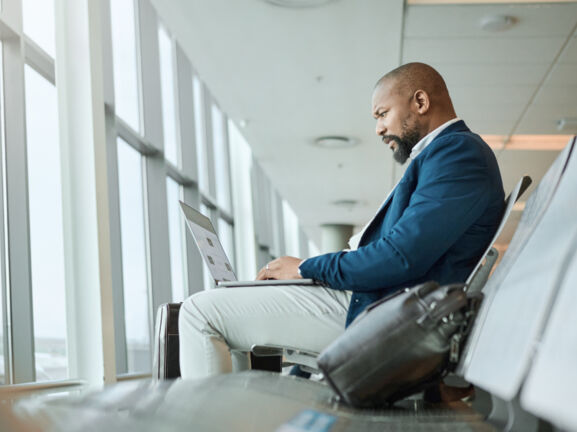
150, 0, 577, 248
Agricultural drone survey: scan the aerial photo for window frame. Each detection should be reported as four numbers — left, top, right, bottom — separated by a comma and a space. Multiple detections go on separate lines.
0, 0, 315, 391
0, 1, 58, 384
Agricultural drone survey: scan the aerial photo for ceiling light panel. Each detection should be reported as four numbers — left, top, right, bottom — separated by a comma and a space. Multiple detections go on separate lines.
404, 3, 577, 39
313, 136, 358, 149
263, 0, 337, 8
483, 134, 573, 151
479, 15, 516, 32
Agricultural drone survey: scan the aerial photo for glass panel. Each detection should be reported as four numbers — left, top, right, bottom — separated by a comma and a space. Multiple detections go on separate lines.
24, 65, 68, 382
110, 0, 140, 132
158, 24, 178, 166
117, 138, 151, 373
166, 178, 187, 301
193, 76, 209, 194
309, 239, 320, 258
212, 104, 231, 212
282, 201, 300, 257
22, 0, 56, 58
228, 120, 257, 280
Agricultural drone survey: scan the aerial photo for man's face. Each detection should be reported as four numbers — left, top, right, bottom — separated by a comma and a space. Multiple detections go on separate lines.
372, 80, 422, 164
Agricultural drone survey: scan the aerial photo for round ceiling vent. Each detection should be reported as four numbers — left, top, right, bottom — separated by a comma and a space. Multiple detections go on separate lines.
263, 0, 337, 8
332, 199, 360, 209
479, 15, 517, 32
313, 136, 358, 149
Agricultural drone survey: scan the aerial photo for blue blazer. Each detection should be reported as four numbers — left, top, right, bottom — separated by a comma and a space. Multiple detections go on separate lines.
299, 121, 504, 326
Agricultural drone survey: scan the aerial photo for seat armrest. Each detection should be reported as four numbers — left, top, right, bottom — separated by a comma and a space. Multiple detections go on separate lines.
250, 344, 320, 373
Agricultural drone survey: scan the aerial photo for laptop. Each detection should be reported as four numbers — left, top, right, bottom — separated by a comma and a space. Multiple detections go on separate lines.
179, 201, 318, 288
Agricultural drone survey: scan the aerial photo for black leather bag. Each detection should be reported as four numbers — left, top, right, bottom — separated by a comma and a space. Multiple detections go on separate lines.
152, 303, 182, 380
317, 281, 479, 407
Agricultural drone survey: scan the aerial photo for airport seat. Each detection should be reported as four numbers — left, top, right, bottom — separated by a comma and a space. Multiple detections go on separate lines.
459, 136, 576, 377
249, 175, 532, 375
465, 175, 531, 294
11, 139, 577, 432
459, 136, 577, 430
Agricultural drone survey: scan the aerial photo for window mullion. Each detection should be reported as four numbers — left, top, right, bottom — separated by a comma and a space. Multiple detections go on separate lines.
221, 116, 233, 214
3, 32, 35, 384
137, 0, 171, 331
173, 46, 204, 296
272, 190, 286, 258
175, 44, 197, 183
1, 0, 23, 34
23, 36, 55, 84
100, 0, 129, 376
115, 115, 159, 157
202, 87, 217, 201
165, 162, 194, 187
55, 0, 118, 386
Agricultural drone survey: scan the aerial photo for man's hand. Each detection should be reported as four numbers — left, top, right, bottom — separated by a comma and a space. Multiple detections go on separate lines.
256, 256, 303, 281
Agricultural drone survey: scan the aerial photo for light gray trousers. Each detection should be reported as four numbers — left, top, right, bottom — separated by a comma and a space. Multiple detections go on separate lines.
178, 284, 352, 379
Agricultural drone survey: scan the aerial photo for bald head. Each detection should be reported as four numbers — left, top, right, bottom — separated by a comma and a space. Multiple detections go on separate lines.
375, 62, 456, 119
372, 63, 458, 164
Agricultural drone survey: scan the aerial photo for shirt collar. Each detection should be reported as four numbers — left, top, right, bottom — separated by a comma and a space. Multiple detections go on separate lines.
410, 117, 460, 160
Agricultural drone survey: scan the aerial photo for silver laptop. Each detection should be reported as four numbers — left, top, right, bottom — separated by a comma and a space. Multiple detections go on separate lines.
179, 201, 317, 288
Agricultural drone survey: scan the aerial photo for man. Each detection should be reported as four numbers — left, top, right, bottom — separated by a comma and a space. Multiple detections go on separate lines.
179, 62, 504, 379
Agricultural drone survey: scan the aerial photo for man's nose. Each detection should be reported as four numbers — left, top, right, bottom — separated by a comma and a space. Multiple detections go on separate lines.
376, 120, 386, 136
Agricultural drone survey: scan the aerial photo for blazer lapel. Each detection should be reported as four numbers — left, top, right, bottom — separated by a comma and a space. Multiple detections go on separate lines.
357, 183, 398, 247
354, 121, 470, 249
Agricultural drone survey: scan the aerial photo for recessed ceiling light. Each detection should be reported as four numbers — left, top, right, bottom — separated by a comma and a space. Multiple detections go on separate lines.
557, 118, 577, 132
263, 0, 337, 8
313, 136, 358, 149
332, 199, 359, 209
480, 15, 517, 32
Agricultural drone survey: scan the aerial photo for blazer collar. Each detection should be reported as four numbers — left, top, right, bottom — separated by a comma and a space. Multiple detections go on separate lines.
435, 119, 469, 139
357, 120, 471, 248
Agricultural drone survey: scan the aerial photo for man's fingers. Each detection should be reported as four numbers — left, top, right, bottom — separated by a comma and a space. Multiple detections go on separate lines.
256, 267, 267, 280
255, 257, 300, 281
256, 261, 276, 280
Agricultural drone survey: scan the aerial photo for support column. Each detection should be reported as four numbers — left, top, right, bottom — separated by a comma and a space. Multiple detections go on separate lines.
55, 0, 117, 387
321, 224, 354, 254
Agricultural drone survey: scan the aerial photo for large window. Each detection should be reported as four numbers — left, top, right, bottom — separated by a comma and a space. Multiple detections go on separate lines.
24, 65, 68, 381
110, 0, 140, 132
0, 0, 307, 389
22, 0, 56, 57
117, 138, 151, 373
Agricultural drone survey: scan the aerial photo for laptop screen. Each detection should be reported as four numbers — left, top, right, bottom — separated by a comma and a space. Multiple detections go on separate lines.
179, 201, 237, 283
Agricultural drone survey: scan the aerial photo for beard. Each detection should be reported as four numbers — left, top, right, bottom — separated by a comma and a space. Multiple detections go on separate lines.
383, 121, 422, 165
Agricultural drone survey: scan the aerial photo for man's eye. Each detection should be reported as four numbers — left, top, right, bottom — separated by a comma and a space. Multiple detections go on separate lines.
379, 111, 388, 117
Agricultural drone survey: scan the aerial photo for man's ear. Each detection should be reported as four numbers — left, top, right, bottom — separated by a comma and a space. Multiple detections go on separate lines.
413, 89, 430, 114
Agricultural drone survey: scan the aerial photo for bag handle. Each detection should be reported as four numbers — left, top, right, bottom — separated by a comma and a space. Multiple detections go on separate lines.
415, 284, 467, 329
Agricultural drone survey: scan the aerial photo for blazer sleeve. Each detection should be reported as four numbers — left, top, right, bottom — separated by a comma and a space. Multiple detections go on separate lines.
299, 135, 494, 292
